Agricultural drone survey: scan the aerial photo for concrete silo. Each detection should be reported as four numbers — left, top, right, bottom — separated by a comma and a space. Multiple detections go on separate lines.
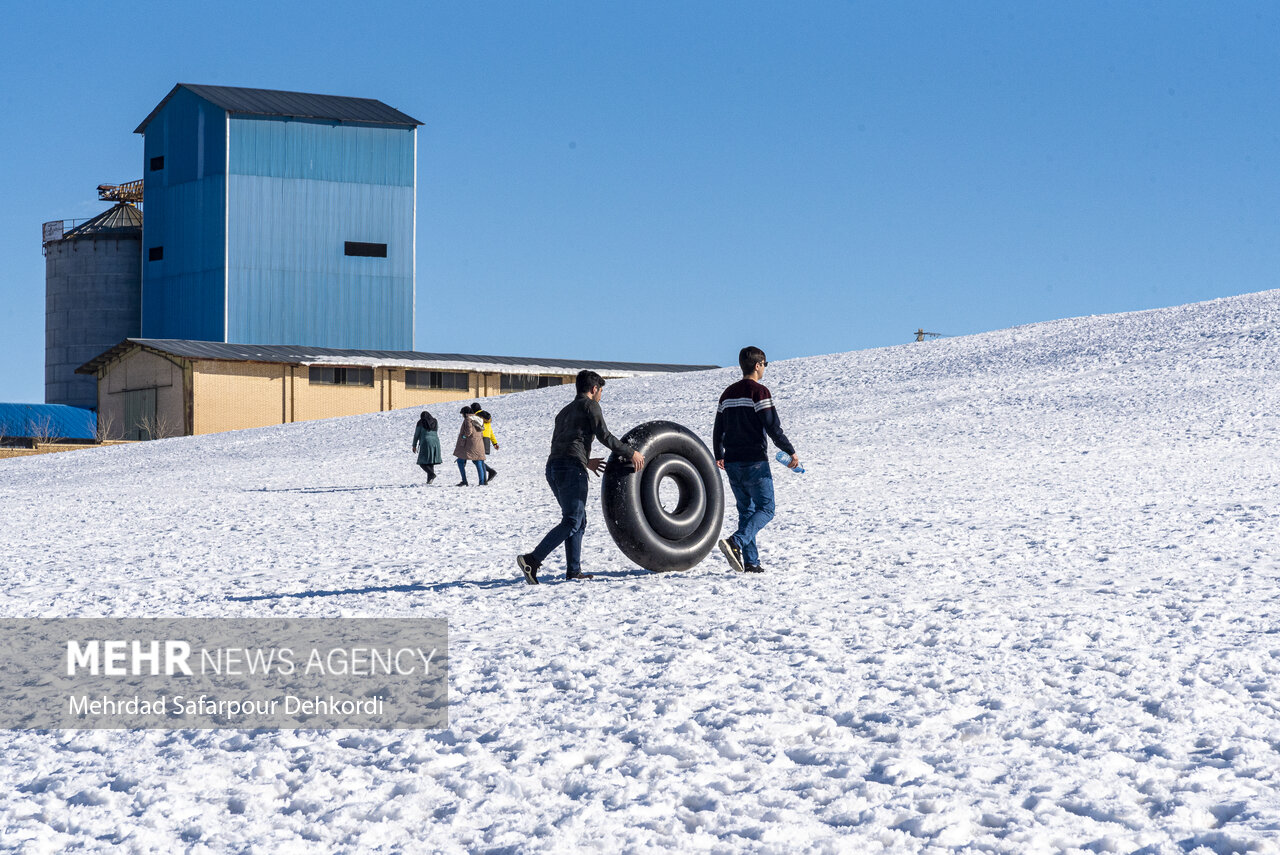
43, 187, 142, 410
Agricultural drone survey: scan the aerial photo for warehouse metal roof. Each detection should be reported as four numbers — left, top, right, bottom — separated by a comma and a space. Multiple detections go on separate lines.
77, 339, 719, 377
135, 84, 423, 134
0, 403, 96, 441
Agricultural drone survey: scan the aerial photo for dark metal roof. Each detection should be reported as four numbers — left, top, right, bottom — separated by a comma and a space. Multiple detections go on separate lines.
135, 84, 422, 134
77, 339, 719, 376
62, 203, 142, 239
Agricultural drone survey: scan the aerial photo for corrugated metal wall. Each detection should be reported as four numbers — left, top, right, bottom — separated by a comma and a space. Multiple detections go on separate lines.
226, 117, 414, 349
230, 118, 414, 185
140, 94, 416, 350
140, 88, 228, 342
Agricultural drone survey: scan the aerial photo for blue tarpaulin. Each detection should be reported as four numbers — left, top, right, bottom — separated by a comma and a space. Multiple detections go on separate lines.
0, 403, 97, 441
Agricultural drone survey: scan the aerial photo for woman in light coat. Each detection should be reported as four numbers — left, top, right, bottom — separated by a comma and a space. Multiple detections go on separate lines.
412, 411, 442, 483
453, 406, 487, 486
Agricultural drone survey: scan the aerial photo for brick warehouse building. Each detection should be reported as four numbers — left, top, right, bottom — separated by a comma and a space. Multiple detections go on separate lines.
77, 340, 715, 440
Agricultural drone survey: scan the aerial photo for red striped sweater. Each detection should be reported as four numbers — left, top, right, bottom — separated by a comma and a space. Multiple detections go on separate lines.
712, 378, 796, 463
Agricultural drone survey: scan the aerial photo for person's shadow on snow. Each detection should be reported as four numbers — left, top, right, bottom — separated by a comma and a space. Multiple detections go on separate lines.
226, 567, 656, 600
228, 579, 520, 601
245, 484, 423, 494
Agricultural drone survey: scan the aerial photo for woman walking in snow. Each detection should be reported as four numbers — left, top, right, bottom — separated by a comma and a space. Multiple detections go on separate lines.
412, 411, 442, 484
453, 406, 487, 486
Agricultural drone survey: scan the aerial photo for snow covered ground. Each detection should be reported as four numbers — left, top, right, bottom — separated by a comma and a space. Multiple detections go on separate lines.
2, 290, 1280, 853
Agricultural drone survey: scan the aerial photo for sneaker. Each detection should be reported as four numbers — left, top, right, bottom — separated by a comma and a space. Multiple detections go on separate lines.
517, 554, 540, 585
744, 564, 764, 573
565, 572, 595, 581
456, 480, 468, 487
717, 538, 744, 572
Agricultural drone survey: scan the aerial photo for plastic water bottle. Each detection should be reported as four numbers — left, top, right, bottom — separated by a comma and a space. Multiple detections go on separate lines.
775, 451, 805, 474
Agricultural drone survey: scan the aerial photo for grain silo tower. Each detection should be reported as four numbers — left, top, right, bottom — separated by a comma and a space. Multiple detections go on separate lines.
43, 181, 143, 409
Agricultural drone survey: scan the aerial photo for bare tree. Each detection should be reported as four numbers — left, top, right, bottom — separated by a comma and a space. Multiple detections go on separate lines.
28, 414, 60, 448
136, 411, 177, 441
94, 410, 120, 443
156, 410, 177, 439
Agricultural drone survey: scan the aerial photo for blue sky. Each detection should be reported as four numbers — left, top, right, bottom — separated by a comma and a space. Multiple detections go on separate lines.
2, 1, 1277, 403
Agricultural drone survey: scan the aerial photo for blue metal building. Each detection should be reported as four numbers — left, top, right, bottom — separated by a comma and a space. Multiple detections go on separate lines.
135, 84, 421, 350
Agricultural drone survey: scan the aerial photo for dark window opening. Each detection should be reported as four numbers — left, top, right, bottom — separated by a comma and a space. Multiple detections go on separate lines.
308, 366, 374, 387
406, 370, 469, 391
148, 246, 164, 261
501, 374, 565, 393
150, 156, 165, 171
344, 241, 387, 258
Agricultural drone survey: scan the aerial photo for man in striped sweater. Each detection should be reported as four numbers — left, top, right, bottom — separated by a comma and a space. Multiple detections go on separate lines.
712, 346, 800, 573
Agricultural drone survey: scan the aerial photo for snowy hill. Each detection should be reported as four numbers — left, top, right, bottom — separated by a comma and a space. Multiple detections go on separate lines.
2, 291, 1279, 853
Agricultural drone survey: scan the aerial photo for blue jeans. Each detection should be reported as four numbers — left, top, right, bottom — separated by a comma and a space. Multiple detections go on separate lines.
724, 460, 775, 567
456, 458, 486, 484
530, 458, 589, 576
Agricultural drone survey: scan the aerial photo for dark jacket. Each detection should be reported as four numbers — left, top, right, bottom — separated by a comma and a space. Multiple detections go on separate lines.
548, 394, 634, 470
413, 418, 442, 466
712, 378, 796, 463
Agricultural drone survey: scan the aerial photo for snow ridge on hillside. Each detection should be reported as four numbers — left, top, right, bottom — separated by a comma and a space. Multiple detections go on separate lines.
2, 291, 1279, 853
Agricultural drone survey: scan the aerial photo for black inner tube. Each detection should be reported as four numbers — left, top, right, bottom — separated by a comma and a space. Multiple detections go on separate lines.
602, 421, 724, 572
642, 454, 706, 541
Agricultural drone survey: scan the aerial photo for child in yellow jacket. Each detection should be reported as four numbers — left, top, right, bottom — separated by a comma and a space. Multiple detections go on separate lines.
474, 406, 499, 484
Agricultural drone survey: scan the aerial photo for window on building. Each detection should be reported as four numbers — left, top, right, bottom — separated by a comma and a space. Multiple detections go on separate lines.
344, 241, 388, 258
148, 246, 164, 261
501, 374, 565, 393
406, 369, 469, 391
308, 366, 374, 387
150, 156, 165, 171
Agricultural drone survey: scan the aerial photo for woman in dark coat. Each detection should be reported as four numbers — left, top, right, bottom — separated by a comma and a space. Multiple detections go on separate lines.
453, 406, 487, 486
412, 411, 443, 483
